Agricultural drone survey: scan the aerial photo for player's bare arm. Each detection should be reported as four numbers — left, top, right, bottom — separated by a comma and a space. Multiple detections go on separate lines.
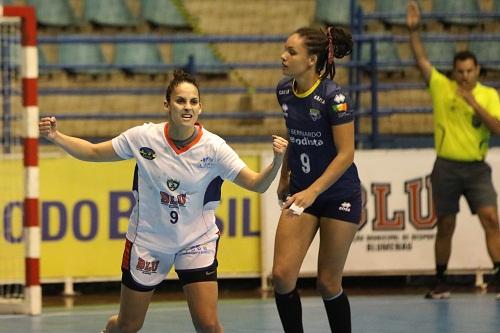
39, 116, 122, 162
407, 0, 432, 83
277, 146, 290, 201
233, 135, 288, 193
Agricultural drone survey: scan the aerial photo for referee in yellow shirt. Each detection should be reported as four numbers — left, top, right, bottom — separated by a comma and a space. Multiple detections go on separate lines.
407, 1, 500, 300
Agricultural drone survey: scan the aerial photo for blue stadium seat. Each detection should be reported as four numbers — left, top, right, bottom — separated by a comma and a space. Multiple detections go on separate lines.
375, 0, 409, 28
314, 0, 351, 27
432, 0, 480, 27
493, 0, 500, 12
0, 39, 19, 70
84, 0, 136, 28
58, 43, 111, 75
27, 0, 78, 28
38, 47, 51, 76
113, 43, 166, 75
360, 40, 402, 73
423, 41, 456, 72
469, 41, 500, 72
172, 42, 227, 75
140, 0, 190, 29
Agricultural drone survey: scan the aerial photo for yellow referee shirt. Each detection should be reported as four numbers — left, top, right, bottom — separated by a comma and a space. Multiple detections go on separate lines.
429, 67, 500, 161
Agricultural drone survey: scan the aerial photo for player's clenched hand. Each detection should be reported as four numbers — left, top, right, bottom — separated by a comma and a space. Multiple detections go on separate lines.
39, 116, 58, 141
271, 135, 288, 162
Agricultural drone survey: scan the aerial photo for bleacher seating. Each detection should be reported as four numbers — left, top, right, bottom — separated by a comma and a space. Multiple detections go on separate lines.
22, 0, 500, 144
113, 42, 166, 76
57, 43, 110, 76
494, 0, 500, 12
140, 0, 190, 30
360, 40, 402, 74
423, 41, 456, 72
314, 0, 351, 27
172, 42, 227, 76
38, 47, 53, 76
432, 0, 480, 28
0, 37, 19, 68
374, 0, 408, 28
469, 40, 500, 72
27, 0, 78, 28
83, 0, 136, 28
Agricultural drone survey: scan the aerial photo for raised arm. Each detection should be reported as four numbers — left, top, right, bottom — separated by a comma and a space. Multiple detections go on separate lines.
407, 0, 432, 84
39, 116, 122, 162
233, 135, 288, 193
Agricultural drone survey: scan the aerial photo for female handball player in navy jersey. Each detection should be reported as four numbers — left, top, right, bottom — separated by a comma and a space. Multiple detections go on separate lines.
273, 26, 360, 333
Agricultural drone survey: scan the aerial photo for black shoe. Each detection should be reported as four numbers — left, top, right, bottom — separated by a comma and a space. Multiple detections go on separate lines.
487, 277, 500, 300
425, 281, 451, 299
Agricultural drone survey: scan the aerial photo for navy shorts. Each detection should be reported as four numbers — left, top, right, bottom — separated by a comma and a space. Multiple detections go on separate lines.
431, 157, 497, 216
290, 187, 362, 224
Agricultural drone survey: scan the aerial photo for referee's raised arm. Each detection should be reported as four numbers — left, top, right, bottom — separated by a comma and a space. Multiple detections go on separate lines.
407, 0, 432, 84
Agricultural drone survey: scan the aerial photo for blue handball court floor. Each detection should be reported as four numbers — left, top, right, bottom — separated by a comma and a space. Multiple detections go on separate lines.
0, 292, 499, 333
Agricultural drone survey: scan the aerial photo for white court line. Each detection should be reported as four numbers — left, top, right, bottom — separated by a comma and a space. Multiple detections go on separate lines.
0, 300, 324, 320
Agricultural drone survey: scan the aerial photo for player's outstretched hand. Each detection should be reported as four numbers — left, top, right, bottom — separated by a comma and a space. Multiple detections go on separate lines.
407, 1, 421, 30
271, 135, 288, 162
39, 116, 58, 141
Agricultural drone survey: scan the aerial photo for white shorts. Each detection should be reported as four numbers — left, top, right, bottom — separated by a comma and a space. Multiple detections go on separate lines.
121, 235, 219, 291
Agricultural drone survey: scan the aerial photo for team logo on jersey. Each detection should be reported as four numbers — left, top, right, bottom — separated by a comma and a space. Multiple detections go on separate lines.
136, 257, 159, 275
160, 191, 187, 208
179, 243, 213, 256
339, 202, 351, 212
314, 95, 325, 104
281, 103, 289, 117
472, 114, 482, 128
334, 93, 346, 104
332, 103, 348, 112
309, 108, 322, 121
167, 179, 180, 191
199, 156, 215, 168
139, 147, 156, 160
332, 94, 348, 113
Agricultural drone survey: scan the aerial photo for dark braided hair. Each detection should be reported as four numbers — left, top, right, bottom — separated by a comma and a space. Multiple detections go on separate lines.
165, 69, 200, 102
294, 26, 353, 80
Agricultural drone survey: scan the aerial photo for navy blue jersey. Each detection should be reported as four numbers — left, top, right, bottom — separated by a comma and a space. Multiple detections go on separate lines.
276, 77, 360, 199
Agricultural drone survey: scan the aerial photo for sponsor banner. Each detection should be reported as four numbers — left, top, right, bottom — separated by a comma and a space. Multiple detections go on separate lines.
0, 156, 24, 283
262, 148, 500, 277
0, 155, 261, 281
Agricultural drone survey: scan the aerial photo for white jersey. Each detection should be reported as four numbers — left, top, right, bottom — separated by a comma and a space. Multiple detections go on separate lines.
111, 122, 246, 252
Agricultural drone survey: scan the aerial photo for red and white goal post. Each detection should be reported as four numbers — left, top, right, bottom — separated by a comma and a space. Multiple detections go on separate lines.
0, 5, 40, 315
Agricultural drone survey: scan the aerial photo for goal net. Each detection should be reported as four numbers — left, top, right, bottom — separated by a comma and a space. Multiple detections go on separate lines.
0, 5, 40, 315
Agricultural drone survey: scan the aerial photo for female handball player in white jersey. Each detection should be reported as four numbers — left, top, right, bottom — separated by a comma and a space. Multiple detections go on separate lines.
273, 26, 361, 333
39, 69, 288, 333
